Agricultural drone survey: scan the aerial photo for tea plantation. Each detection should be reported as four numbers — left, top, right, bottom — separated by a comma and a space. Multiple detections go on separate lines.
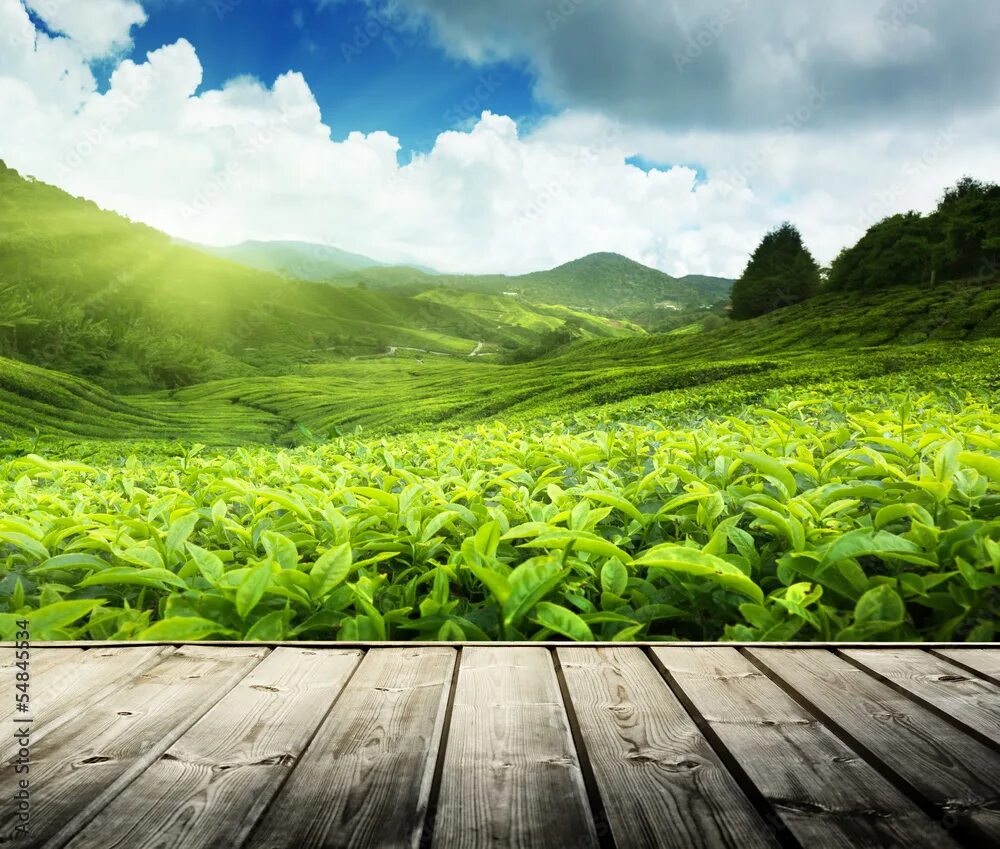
2, 347, 998, 642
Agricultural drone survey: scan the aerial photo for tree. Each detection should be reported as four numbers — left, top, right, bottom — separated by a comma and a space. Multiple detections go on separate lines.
827, 212, 941, 292
936, 176, 1000, 280
826, 177, 1000, 292
0, 283, 45, 355
730, 223, 820, 319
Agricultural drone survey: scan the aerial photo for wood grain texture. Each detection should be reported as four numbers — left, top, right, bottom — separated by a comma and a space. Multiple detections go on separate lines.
61, 648, 361, 849
0, 648, 81, 725
433, 647, 598, 849
0, 645, 266, 849
245, 647, 455, 849
558, 647, 778, 849
934, 649, 1000, 687
751, 648, 1000, 844
4, 644, 999, 849
14, 641, 996, 648
0, 646, 173, 763
842, 649, 1000, 745
651, 647, 960, 849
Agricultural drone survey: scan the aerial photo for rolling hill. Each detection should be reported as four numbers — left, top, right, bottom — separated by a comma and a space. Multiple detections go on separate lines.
328, 253, 733, 326
0, 162, 641, 393
182, 239, 389, 280
2, 274, 996, 443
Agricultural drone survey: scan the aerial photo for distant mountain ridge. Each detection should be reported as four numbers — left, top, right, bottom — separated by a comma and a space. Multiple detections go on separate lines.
0, 162, 643, 392
181, 240, 733, 324
324, 252, 734, 325
516, 252, 732, 312
180, 239, 388, 279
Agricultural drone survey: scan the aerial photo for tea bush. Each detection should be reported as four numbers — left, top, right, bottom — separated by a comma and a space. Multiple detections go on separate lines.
2, 388, 997, 642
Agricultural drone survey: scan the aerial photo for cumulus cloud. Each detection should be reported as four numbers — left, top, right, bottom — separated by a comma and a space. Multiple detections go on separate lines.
24, 0, 147, 58
0, 0, 998, 278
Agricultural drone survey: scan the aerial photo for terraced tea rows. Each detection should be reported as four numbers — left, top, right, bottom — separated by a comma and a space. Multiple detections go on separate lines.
2, 387, 998, 642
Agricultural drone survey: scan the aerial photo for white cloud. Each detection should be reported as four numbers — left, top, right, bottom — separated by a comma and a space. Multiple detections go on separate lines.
24, 0, 147, 59
0, 0, 998, 279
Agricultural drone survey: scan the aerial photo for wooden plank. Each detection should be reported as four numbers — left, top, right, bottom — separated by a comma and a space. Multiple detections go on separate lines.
0, 645, 266, 849
0, 647, 80, 676
934, 649, 1000, 686
245, 647, 455, 849
0, 646, 173, 737
8, 640, 998, 649
61, 647, 361, 849
0, 648, 81, 723
433, 647, 598, 849
651, 647, 959, 849
751, 648, 1000, 844
842, 649, 1000, 745
558, 647, 778, 848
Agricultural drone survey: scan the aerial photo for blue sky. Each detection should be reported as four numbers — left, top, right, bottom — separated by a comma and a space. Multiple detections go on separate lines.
130, 0, 542, 156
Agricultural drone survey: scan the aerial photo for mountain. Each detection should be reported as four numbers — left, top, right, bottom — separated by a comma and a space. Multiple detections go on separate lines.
414, 289, 642, 337
0, 163, 604, 392
184, 239, 389, 280
330, 253, 734, 325
0, 163, 648, 393
515, 253, 732, 312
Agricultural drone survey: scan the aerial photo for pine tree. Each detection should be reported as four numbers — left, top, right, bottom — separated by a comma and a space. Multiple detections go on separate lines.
730, 223, 820, 319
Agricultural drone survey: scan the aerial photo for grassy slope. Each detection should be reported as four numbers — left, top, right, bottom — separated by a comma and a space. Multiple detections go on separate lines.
414, 289, 643, 338
0, 356, 282, 443
331, 253, 733, 325
158, 277, 999, 435
183, 239, 386, 279
0, 163, 589, 391
4, 277, 994, 444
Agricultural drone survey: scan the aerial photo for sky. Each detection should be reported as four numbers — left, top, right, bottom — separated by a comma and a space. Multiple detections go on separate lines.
1, 0, 998, 276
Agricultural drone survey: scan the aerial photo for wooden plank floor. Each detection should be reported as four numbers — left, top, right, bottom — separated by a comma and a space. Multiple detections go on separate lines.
3, 645, 999, 849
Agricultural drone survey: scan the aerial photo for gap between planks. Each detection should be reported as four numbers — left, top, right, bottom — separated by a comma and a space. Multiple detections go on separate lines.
5, 645, 998, 849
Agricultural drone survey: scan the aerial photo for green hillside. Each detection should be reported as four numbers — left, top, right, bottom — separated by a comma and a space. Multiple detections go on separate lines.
414, 288, 642, 339
1, 169, 998, 647
0, 355, 280, 443
2, 274, 996, 444
183, 239, 387, 279
0, 162, 643, 392
330, 253, 733, 326
515, 253, 732, 313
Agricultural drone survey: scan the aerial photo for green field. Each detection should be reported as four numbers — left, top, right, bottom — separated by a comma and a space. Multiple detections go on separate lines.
1, 164, 998, 643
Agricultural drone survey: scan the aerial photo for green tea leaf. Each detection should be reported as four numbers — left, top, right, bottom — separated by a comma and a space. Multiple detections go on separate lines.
78, 567, 188, 590
310, 543, 353, 599
503, 559, 568, 629
600, 560, 628, 596
137, 617, 235, 641
28, 600, 104, 636
636, 545, 764, 604
532, 602, 594, 642
237, 562, 273, 619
